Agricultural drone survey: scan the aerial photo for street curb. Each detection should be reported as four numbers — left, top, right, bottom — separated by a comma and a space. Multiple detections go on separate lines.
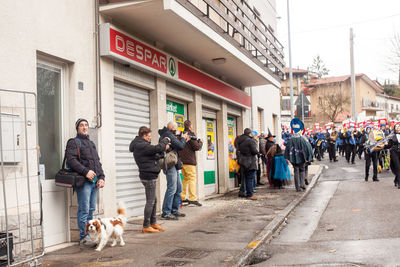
228, 164, 325, 267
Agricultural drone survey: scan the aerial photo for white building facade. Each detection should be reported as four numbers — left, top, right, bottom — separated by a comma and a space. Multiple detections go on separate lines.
0, 0, 283, 263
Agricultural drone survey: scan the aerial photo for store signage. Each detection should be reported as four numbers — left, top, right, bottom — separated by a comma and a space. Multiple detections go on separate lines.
166, 100, 185, 132
100, 23, 251, 108
110, 28, 167, 74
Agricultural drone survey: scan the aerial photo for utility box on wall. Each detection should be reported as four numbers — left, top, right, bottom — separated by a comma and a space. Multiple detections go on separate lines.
1, 113, 22, 163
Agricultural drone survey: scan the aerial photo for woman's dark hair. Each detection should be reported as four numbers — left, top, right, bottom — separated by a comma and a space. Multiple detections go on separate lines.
138, 126, 151, 137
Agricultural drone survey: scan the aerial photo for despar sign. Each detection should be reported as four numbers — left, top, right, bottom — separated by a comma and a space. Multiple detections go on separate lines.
109, 27, 167, 74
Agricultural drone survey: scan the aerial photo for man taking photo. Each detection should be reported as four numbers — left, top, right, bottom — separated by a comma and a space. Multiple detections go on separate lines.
179, 120, 203, 206
130, 126, 170, 233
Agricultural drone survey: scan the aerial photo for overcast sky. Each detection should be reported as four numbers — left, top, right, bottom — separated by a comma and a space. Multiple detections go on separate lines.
276, 0, 400, 84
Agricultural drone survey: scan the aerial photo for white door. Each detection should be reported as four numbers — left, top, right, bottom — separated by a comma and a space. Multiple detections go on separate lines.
202, 118, 218, 196
114, 81, 150, 217
37, 61, 68, 247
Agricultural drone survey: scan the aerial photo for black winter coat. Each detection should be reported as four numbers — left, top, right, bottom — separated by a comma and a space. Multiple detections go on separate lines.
129, 136, 169, 180
65, 134, 105, 180
237, 134, 258, 170
158, 127, 187, 170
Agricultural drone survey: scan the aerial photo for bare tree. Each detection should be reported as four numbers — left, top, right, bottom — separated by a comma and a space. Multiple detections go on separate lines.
388, 32, 400, 85
317, 84, 350, 122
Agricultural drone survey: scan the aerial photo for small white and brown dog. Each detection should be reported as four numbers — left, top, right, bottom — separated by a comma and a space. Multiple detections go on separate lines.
85, 202, 127, 251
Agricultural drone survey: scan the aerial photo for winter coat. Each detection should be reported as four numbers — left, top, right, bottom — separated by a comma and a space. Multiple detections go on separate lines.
179, 130, 203, 166
284, 134, 314, 165
65, 134, 105, 180
237, 134, 258, 170
259, 138, 267, 156
158, 127, 186, 170
129, 136, 169, 180
265, 140, 275, 159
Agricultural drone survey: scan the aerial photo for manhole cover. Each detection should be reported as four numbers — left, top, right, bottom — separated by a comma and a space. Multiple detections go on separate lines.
156, 260, 188, 266
164, 248, 211, 259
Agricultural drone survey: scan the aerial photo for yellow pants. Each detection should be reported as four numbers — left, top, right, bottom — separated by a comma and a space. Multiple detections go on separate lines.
181, 164, 197, 201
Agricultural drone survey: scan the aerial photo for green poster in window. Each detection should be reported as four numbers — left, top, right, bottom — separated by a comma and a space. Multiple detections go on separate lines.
166, 100, 185, 131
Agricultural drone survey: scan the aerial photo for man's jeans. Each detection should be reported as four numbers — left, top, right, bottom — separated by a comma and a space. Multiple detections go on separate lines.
76, 181, 97, 240
244, 169, 256, 197
141, 179, 157, 227
162, 166, 182, 215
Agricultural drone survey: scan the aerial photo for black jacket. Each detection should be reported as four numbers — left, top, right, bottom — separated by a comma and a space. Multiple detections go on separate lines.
237, 134, 258, 170
265, 140, 275, 159
129, 136, 169, 180
65, 134, 105, 180
158, 127, 186, 170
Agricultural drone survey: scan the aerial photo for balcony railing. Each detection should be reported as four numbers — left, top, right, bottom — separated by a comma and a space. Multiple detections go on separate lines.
177, 0, 285, 80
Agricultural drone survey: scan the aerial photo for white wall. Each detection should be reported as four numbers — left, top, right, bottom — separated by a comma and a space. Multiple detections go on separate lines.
0, 0, 99, 245
251, 84, 281, 139
252, 0, 278, 33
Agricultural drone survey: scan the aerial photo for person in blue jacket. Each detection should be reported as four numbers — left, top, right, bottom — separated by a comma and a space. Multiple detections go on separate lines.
341, 127, 357, 164
314, 131, 325, 161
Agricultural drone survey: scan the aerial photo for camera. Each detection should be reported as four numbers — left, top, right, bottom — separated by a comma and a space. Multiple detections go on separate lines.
182, 131, 199, 141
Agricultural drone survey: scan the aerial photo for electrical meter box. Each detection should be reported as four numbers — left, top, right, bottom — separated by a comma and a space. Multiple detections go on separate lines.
1, 113, 22, 163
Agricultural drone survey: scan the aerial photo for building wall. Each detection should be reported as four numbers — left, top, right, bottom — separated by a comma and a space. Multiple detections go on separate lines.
356, 78, 377, 114
252, 0, 277, 33
0, 0, 98, 257
310, 82, 352, 124
251, 84, 281, 139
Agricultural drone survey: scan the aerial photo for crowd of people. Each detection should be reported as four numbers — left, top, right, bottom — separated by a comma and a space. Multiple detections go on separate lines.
66, 116, 400, 245
282, 119, 400, 184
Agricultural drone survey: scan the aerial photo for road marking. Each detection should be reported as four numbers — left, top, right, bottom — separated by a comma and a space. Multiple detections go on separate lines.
246, 241, 260, 248
341, 167, 360, 173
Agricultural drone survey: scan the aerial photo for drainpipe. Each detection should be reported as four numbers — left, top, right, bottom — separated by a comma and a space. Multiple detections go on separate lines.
95, 0, 102, 128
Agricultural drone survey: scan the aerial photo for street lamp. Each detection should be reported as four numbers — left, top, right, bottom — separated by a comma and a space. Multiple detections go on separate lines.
287, 0, 294, 119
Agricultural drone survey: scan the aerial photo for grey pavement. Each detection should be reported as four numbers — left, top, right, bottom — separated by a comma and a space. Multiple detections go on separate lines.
251, 153, 400, 267
41, 165, 320, 267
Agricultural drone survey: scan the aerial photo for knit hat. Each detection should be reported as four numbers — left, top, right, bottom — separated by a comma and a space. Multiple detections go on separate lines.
75, 118, 89, 131
290, 118, 304, 134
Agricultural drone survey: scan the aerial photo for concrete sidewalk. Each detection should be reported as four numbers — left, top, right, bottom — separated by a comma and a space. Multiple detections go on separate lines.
41, 164, 321, 267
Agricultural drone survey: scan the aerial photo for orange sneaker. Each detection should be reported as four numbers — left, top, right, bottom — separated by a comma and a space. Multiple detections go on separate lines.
151, 224, 165, 231
142, 227, 159, 233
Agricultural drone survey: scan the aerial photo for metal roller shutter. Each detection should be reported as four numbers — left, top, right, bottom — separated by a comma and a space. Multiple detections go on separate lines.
114, 81, 150, 217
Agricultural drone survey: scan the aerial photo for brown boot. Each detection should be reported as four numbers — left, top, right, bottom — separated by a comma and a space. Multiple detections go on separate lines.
151, 224, 165, 231
247, 196, 257, 200
142, 227, 159, 233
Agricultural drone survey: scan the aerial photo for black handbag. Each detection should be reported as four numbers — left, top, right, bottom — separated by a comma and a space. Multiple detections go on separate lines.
55, 139, 87, 188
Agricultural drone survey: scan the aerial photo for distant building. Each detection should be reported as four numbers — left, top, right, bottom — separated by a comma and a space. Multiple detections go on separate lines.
307, 74, 384, 123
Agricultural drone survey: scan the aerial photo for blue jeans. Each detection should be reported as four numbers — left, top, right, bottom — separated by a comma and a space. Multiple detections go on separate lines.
76, 181, 98, 240
244, 169, 256, 197
162, 166, 182, 215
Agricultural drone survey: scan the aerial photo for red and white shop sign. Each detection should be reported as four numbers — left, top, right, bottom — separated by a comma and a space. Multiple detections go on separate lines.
100, 23, 250, 108
110, 28, 168, 74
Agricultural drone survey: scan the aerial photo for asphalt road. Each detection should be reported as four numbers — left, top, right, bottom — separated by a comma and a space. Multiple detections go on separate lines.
252, 152, 400, 267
